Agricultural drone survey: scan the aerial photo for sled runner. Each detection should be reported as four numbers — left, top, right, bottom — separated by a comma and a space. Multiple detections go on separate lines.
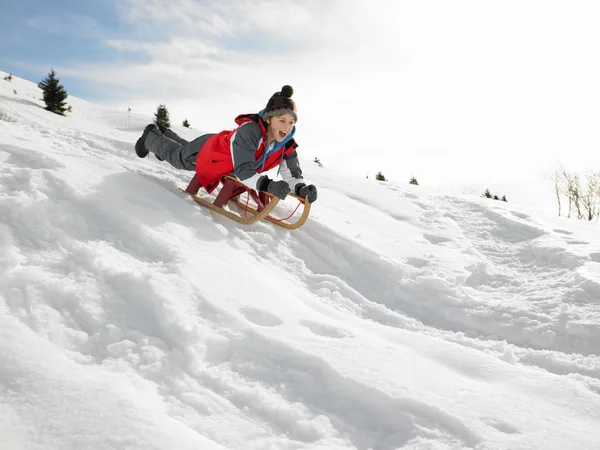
181, 174, 311, 229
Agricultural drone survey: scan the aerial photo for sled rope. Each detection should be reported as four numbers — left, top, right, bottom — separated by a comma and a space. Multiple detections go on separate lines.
241, 193, 303, 221
242, 194, 252, 218
272, 201, 302, 222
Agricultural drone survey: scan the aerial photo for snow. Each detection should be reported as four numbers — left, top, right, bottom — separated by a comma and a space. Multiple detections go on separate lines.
1, 71, 600, 450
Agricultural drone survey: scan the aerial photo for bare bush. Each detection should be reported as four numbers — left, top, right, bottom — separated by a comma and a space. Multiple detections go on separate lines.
551, 164, 600, 221
580, 171, 600, 221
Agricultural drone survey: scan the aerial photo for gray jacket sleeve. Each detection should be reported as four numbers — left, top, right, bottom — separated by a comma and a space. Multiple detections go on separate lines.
230, 122, 265, 190
280, 150, 305, 191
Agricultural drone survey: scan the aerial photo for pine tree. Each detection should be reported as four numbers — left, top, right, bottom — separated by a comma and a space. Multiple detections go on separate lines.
501, 195, 508, 202
38, 69, 69, 115
154, 105, 170, 128
182, 119, 190, 128
409, 176, 419, 185
493, 194, 500, 200
483, 189, 492, 198
4, 73, 12, 81
375, 171, 387, 181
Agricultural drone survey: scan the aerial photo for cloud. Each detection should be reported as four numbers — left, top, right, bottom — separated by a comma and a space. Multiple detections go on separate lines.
117, 0, 359, 47
61, 0, 389, 129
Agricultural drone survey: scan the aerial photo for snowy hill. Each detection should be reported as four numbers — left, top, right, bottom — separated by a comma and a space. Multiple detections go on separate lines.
1, 71, 599, 450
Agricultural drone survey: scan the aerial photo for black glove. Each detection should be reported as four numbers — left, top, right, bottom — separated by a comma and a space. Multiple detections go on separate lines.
295, 183, 318, 203
265, 179, 291, 200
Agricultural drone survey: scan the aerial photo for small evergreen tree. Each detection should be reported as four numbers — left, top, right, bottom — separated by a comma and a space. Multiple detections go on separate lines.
483, 189, 492, 198
501, 195, 508, 202
375, 171, 387, 181
493, 194, 500, 200
154, 104, 170, 128
314, 157, 322, 167
38, 69, 69, 115
409, 176, 419, 185
182, 119, 190, 128
4, 73, 12, 81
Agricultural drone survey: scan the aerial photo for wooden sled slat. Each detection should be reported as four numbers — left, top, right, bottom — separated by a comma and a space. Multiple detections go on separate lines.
183, 190, 279, 224
180, 174, 310, 228
230, 194, 311, 229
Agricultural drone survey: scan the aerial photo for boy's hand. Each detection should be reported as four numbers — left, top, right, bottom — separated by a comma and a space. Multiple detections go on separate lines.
266, 180, 291, 200
295, 184, 318, 203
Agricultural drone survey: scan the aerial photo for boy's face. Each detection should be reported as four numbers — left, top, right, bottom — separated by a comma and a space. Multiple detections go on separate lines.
267, 113, 296, 143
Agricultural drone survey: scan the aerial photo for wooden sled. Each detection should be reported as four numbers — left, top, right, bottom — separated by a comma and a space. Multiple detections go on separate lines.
181, 174, 311, 229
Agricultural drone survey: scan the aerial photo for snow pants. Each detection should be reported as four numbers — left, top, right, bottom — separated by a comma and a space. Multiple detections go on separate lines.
145, 128, 215, 171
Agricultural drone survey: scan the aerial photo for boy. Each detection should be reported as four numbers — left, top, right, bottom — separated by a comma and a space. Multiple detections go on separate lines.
135, 85, 317, 203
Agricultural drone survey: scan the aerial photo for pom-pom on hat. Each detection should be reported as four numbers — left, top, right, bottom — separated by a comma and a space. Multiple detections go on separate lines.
263, 85, 297, 122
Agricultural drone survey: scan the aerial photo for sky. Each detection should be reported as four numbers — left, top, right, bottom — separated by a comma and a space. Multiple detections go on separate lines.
1, 0, 600, 211
1, 72, 600, 449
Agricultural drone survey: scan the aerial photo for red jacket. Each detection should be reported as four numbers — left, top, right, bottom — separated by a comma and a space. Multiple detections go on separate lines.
195, 113, 298, 193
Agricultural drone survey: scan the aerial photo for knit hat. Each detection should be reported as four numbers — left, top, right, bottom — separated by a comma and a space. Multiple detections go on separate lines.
262, 85, 297, 122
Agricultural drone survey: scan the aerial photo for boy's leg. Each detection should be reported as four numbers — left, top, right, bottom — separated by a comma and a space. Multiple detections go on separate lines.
153, 128, 188, 161
135, 124, 160, 158
145, 131, 195, 170
145, 132, 215, 171
136, 124, 215, 171
162, 128, 189, 145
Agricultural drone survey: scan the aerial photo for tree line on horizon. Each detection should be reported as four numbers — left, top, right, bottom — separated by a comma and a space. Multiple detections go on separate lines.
152, 104, 191, 129
371, 171, 419, 186
483, 189, 508, 202
30, 69, 191, 127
